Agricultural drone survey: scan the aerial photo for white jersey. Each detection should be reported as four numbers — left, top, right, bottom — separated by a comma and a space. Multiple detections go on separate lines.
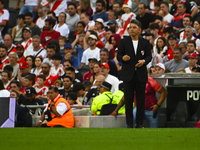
121, 12, 136, 36
0, 89, 10, 97
35, 86, 48, 96
35, 16, 47, 29
0, 9, 9, 42
24, 48, 47, 58
50, 66, 65, 77
31, 68, 42, 76
163, 13, 174, 24
24, 0, 38, 6
21, 38, 33, 55
81, 47, 100, 65
53, 23, 70, 38
48, 0, 67, 17
185, 67, 192, 73
85, 21, 95, 32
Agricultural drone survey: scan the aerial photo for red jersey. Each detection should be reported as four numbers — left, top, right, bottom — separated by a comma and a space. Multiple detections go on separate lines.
0, 56, 9, 71
35, 86, 48, 96
40, 30, 60, 48
167, 44, 179, 60
36, 73, 58, 87
17, 56, 26, 64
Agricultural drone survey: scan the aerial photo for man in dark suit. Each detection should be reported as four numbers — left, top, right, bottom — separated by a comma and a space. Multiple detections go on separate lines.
117, 20, 152, 128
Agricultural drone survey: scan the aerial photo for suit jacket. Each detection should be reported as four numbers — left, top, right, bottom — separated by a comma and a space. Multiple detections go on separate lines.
117, 36, 152, 82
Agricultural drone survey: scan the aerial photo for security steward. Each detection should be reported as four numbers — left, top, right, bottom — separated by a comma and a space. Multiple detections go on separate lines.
91, 81, 113, 115
36, 86, 74, 128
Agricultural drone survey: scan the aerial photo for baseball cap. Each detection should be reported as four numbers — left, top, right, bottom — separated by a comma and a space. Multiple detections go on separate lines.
188, 53, 198, 59
16, 44, 24, 50
88, 58, 98, 62
64, 43, 72, 49
100, 81, 112, 90
99, 63, 110, 69
95, 18, 104, 25
26, 87, 37, 97
107, 19, 117, 25
19, 62, 29, 69
168, 34, 176, 40
88, 34, 97, 40
22, 27, 32, 33
155, 63, 165, 70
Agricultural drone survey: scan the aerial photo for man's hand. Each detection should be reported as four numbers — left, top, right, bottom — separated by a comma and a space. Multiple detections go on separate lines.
36, 121, 42, 127
18, 71, 22, 77
135, 60, 145, 67
110, 110, 118, 119
122, 55, 130, 61
150, 104, 159, 112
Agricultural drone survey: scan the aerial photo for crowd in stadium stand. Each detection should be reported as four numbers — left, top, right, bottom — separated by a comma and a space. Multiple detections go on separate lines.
0, 0, 200, 127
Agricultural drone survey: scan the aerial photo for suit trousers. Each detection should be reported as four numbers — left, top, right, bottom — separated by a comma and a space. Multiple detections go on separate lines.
124, 72, 146, 127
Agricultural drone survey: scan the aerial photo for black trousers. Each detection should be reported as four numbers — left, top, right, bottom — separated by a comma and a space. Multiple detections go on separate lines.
41, 124, 64, 128
124, 73, 146, 127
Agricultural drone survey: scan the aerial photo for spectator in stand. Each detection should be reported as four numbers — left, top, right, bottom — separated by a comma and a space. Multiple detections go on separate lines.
170, 3, 190, 30
35, 7, 48, 31
48, 0, 68, 17
58, 75, 73, 99
59, 36, 68, 55
4, 34, 16, 54
24, 12, 41, 36
146, 34, 155, 48
99, 48, 118, 77
79, 34, 100, 68
31, 56, 42, 76
90, 62, 100, 84
193, 20, 200, 39
154, 37, 168, 58
93, 0, 108, 22
25, 56, 35, 71
66, 2, 80, 32
148, 66, 156, 75
99, 62, 119, 94
24, 75, 35, 89
36, 62, 58, 87
54, 80, 62, 89
12, 14, 25, 45
54, 12, 70, 38
17, 61, 36, 88
155, 63, 165, 75
136, 3, 153, 30
179, 42, 188, 59
163, 27, 174, 41
73, 82, 88, 104
33, 74, 48, 99
64, 67, 81, 84
104, 28, 115, 50
149, 23, 160, 46
66, 92, 82, 106
50, 54, 65, 77
0, 44, 8, 71
179, 15, 193, 41
24, 35, 47, 58
3, 65, 15, 81
74, 21, 86, 38
0, 0, 9, 43
16, 44, 26, 64
77, 0, 93, 18
166, 34, 179, 61
83, 58, 97, 82
43, 44, 56, 64
1, 70, 11, 90
95, 18, 106, 44
113, 2, 123, 13
153, 15, 165, 37
61, 43, 78, 69
160, 1, 173, 25
80, 13, 95, 32
185, 53, 198, 73
47, 11, 57, 21
7, 52, 19, 78
165, 47, 189, 72
49, 39, 60, 54
0, 80, 10, 97
41, 18, 60, 48
71, 34, 85, 67
108, 34, 121, 59
21, 27, 33, 52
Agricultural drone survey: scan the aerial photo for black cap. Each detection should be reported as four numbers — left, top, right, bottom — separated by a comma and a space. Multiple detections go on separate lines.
26, 87, 36, 97
88, 58, 98, 62
168, 34, 176, 40
100, 81, 112, 90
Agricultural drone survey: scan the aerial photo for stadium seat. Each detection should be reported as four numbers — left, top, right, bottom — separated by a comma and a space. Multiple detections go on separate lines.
78, 65, 90, 76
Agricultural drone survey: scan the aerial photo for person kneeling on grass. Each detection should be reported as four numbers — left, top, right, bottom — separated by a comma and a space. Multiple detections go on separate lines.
36, 86, 74, 128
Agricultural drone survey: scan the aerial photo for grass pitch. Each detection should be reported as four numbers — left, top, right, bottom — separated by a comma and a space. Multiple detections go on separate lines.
0, 128, 199, 150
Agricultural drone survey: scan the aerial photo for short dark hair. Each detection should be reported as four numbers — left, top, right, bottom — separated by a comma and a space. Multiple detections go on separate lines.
100, 48, 109, 55
46, 44, 56, 50
68, 2, 77, 9
3, 65, 13, 72
17, 14, 25, 20
96, 0, 105, 7
77, 21, 86, 28
0, 44, 8, 51
106, 27, 115, 33
139, 3, 147, 9
47, 11, 56, 17
37, 74, 46, 81
25, 75, 35, 85
63, 75, 73, 82
153, 15, 163, 22
66, 92, 77, 101
173, 47, 182, 53
130, 20, 142, 28
0, 0, 4, 5
73, 83, 85, 93
45, 18, 56, 27
83, 80, 92, 87
155, 1, 160, 7
160, 1, 169, 7
2, 70, 11, 80
163, 27, 174, 34
59, 12, 66, 20
184, 15, 192, 22
187, 40, 196, 48
24, 12, 33, 17
52, 54, 62, 60
149, 23, 159, 29
10, 80, 21, 88
66, 67, 75, 73
64, 59, 74, 66
0, 80, 4, 90
49, 86, 59, 92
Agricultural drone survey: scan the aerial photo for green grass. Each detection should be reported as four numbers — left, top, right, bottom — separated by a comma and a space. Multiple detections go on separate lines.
0, 128, 199, 150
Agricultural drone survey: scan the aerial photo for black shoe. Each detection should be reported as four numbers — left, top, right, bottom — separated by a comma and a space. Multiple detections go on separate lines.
135, 124, 144, 128
127, 125, 133, 128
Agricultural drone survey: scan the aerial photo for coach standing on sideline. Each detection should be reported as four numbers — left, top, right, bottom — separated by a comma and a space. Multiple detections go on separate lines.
117, 20, 152, 128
